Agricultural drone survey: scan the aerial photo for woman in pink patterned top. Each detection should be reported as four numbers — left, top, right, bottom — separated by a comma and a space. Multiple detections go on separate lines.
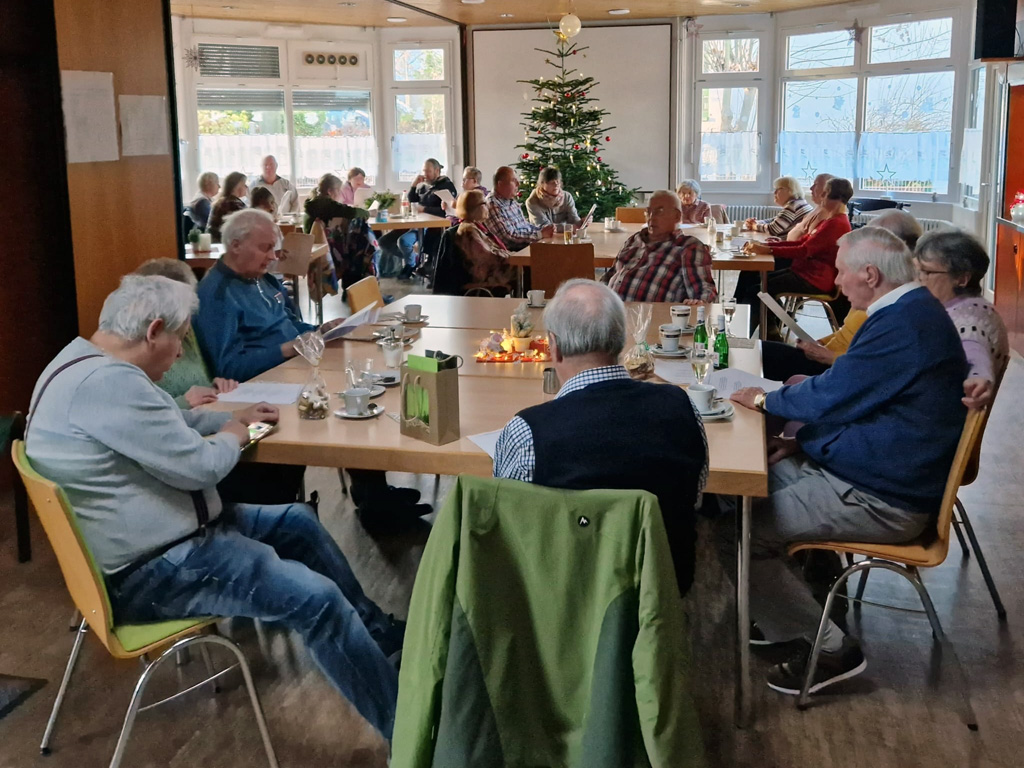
915, 230, 1010, 410
676, 179, 712, 225
338, 167, 367, 206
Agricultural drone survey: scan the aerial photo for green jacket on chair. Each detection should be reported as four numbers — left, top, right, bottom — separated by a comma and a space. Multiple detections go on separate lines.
391, 476, 706, 768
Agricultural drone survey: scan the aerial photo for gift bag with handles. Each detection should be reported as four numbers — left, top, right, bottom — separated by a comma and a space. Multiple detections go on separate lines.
400, 354, 461, 445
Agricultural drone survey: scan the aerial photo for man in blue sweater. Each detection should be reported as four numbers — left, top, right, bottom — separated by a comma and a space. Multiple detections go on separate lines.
194, 208, 431, 525
731, 226, 967, 696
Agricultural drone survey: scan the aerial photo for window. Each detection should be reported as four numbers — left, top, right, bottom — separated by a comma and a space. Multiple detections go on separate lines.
196, 89, 288, 181
960, 66, 987, 208
292, 90, 377, 188
779, 15, 958, 198
694, 35, 767, 187
197, 43, 281, 79
387, 44, 453, 188
393, 48, 445, 81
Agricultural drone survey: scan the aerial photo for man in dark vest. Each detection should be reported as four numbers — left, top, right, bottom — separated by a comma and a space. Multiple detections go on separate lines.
494, 279, 708, 596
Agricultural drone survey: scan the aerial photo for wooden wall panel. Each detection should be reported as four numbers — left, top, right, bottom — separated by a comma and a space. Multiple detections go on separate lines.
53, 0, 178, 336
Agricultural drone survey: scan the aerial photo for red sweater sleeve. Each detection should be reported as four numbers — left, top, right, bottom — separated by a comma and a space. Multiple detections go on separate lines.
769, 215, 850, 264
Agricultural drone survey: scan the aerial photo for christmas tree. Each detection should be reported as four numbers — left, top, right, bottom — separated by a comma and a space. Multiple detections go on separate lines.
515, 33, 636, 220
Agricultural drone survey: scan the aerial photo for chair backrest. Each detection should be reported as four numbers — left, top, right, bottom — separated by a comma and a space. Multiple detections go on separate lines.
346, 275, 384, 313
931, 408, 988, 563
310, 219, 328, 245
709, 204, 730, 224
276, 232, 315, 275
615, 207, 647, 224
529, 242, 596, 295
430, 225, 474, 296
960, 358, 1009, 487
11, 441, 118, 653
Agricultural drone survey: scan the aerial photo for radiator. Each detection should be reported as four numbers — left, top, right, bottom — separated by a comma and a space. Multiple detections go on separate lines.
852, 213, 954, 233
725, 205, 782, 222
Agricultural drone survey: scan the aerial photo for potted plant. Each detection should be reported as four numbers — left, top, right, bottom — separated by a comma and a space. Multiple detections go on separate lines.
187, 227, 201, 246
509, 301, 535, 352
367, 190, 399, 214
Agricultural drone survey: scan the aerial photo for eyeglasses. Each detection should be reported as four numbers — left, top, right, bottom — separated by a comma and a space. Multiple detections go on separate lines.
915, 267, 950, 278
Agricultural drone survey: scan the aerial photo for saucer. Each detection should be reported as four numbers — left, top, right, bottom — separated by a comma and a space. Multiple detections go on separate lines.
651, 344, 689, 358
527, 301, 547, 309
334, 403, 385, 420
697, 401, 735, 422
375, 336, 414, 347
401, 315, 428, 324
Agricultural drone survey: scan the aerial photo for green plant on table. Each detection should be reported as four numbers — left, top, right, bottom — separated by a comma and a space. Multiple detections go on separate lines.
367, 190, 398, 210
510, 301, 535, 339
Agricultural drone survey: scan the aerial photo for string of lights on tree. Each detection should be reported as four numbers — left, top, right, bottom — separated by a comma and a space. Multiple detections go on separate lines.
514, 18, 636, 219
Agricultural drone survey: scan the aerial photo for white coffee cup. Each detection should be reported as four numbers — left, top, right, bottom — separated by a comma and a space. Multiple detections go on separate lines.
604, 216, 616, 230
403, 304, 423, 322
687, 383, 717, 414
731, 222, 742, 238
658, 323, 681, 352
528, 290, 545, 307
670, 305, 691, 330
343, 387, 371, 416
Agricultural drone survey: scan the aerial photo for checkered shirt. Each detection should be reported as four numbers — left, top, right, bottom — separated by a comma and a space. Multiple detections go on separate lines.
493, 365, 709, 506
601, 228, 718, 303
486, 194, 542, 249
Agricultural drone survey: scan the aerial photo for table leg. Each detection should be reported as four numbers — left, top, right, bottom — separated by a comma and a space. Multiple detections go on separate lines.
759, 270, 768, 341
516, 266, 525, 298
735, 495, 753, 728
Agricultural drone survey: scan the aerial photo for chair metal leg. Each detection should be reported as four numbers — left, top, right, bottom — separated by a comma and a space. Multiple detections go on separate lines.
956, 499, 1007, 620
821, 302, 840, 332
14, 472, 31, 562
951, 501, 970, 557
905, 567, 979, 730
40, 618, 88, 754
854, 566, 870, 604
199, 644, 222, 694
797, 559, 872, 709
338, 468, 349, 496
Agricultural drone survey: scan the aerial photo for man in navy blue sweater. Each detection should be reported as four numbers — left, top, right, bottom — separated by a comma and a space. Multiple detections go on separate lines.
195, 208, 431, 526
731, 226, 967, 696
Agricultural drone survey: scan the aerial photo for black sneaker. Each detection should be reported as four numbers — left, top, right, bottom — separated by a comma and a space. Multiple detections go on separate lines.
749, 623, 775, 646
766, 636, 867, 696
356, 502, 433, 535
374, 614, 406, 658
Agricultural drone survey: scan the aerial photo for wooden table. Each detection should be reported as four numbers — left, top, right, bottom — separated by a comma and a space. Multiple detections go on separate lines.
225, 296, 766, 725
184, 243, 226, 270
512, 223, 774, 337
369, 211, 449, 232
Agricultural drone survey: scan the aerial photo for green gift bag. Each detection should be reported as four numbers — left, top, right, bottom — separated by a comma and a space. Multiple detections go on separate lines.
400, 355, 461, 445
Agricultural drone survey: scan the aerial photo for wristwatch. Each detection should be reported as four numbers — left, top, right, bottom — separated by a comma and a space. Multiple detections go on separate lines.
753, 392, 768, 411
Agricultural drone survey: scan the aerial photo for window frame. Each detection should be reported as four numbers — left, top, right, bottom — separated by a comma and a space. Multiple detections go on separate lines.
692, 30, 773, 193
777, 8, 965, 203
384, 41, 455, 190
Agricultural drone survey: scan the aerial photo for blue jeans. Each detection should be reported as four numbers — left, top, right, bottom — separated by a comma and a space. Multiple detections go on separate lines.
379, 229, 419, 268
107, 503, 399, 739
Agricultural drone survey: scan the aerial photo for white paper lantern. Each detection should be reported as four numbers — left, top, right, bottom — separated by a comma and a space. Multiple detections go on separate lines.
559, 14, 582, 39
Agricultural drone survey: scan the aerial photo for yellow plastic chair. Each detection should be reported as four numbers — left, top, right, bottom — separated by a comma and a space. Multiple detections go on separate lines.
786, 408, 986, 728
346, 274, 384, 314
615, 206, 646, 224
11, 441, 278, 768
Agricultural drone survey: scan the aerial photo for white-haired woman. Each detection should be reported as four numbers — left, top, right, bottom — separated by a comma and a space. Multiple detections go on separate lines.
676, 179, 711, 225
187, 171, 219, 231
134, 258, 238, 409
745, 176, 813, 237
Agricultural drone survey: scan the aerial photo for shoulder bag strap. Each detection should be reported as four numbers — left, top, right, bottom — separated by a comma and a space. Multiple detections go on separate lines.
24, 355, 103, 438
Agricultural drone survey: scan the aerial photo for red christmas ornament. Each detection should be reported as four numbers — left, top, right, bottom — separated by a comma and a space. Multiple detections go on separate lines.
598, 157, 602, 162
521, 153, 529, 159
573, 144, 580, 150
605, 136, 611, 142
593, 146, 598, 152
580, 92, 587, 98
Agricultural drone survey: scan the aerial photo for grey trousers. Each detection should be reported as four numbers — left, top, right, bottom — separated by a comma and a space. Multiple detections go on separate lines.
724, 455, 932, 644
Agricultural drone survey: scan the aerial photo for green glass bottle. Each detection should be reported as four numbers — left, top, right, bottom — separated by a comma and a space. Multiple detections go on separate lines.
692, 305, 708, 356
714, 314, 729, 369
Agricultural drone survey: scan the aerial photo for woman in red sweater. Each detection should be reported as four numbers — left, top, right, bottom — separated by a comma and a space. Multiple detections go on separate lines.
735, 178, 853, 333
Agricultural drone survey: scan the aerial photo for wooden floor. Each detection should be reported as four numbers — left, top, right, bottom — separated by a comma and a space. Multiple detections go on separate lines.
1, 359, 1023, 767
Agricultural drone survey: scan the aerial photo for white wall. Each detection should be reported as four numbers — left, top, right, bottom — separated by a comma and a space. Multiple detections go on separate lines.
471, 25, 673, 192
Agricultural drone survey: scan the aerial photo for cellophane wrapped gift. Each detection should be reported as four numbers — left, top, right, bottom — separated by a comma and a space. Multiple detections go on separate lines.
623, 304, 655, 379
293, 331, 330, 419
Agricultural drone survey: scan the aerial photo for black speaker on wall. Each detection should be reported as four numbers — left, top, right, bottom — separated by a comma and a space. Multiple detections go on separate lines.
975, 0, 1023, 59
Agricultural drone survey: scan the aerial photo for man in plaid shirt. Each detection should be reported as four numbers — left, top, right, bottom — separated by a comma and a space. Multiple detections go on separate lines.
602, 190, 718, 304
485, 166, 554, 251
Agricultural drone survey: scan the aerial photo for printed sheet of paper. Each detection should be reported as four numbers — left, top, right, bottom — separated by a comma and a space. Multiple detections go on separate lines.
704, 368, 784, 399
653, 360, 697, 386
61, 71, 119, 163
217, 382, 304, 405
118, 95, 170, 156
757, 292, 816, 343
323, 302, 380, 341
433, 188, 456, 208
468, 429, 503, 459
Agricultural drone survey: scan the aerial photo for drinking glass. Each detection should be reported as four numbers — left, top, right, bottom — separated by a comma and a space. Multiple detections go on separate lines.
691, 352, 712, 386
359, 357, 376, 387
723, 298, 738, 337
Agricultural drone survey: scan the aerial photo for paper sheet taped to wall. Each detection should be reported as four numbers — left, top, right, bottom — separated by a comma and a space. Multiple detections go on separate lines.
60, 71, 119, 163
